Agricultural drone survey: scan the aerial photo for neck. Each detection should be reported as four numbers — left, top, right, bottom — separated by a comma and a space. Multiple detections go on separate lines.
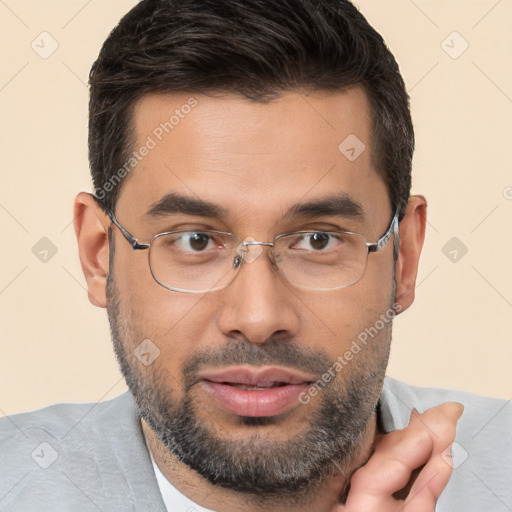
141, 413, 380, 512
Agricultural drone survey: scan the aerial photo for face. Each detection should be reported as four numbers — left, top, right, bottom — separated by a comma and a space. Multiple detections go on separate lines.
102, 88, 399, 495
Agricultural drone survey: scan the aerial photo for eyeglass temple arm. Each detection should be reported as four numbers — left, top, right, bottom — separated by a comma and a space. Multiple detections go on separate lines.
367, 210, 400, 256
89, 193, 150, 251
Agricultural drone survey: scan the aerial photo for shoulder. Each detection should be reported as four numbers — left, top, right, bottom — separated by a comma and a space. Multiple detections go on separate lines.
0, 392, 164, 511
0, 392, 138, 472
380, 376, 511, 431
0, 392, 133, 437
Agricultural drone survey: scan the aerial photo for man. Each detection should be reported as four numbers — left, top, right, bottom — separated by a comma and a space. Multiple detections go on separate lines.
1, 0, 510, 511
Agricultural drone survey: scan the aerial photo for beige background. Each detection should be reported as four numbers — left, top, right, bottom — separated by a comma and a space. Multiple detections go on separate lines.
0, 0, 511, 416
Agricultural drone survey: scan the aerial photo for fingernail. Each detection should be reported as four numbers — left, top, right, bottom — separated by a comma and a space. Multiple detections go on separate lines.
443, 401, 465, 420
453, 402, 464, 419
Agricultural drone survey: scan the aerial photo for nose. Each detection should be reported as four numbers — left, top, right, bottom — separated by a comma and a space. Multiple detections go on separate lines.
216, 245, 300, 345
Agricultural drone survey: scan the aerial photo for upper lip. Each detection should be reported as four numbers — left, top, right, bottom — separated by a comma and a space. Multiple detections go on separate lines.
198, 366, 316, 386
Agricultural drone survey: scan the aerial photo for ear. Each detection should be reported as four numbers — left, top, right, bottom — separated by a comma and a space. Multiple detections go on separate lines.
73, 192, 111, 308
394, 195, 427, 314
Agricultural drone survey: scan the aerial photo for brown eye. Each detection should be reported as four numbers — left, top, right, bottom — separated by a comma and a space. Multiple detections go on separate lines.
309, 233, 330, 250
188, 233, 211, 251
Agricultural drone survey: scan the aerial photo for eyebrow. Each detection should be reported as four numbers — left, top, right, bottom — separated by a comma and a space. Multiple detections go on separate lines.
281, 193, 364, 222
145, 192, 364, 222
146, 193, 227, 218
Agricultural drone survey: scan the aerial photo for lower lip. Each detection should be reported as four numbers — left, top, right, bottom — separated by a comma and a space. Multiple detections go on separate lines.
201, 381, 310, 417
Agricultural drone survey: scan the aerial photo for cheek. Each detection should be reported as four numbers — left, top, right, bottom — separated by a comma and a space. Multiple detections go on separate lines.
131, 301, 237, 393
112, 252, 213, 369
116, 248, 200, 333
294, 269, 394, 362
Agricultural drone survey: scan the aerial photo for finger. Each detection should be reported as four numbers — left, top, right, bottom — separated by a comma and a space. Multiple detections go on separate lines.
343, 402, 463, 511
349, 410, 435, 497
343, 416, 433, 510
401, 402, 463, 511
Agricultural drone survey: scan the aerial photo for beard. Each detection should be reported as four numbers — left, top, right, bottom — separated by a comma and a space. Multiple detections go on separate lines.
106, 246, 392, 501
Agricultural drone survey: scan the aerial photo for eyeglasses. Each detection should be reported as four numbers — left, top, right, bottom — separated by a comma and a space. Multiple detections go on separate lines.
92, 193, 399, 294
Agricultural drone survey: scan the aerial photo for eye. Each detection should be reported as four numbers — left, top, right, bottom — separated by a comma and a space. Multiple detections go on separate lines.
175, 232, 215, 252
293, 232, 340, 251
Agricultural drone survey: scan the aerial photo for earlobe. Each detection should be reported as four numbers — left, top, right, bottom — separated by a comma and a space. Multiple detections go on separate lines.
73, 192, 111, 308
394, 195, 427, 314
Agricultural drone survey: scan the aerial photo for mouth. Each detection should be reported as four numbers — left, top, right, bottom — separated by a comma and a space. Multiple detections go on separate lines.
198, 366, 315, 417
224, 382, 289, 390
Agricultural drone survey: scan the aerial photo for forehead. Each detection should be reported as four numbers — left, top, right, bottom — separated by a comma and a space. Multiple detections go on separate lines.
117, 88, 389, 229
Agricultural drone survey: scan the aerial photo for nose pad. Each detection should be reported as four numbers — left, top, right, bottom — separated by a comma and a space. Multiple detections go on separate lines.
236, 237, 264, 264
233, 254, 242, 269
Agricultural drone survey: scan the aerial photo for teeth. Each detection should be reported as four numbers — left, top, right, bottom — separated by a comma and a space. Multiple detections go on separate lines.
230, 382, 284, 390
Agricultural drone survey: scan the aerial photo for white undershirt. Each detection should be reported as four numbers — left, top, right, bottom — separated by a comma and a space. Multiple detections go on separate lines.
142, 424, 217, 512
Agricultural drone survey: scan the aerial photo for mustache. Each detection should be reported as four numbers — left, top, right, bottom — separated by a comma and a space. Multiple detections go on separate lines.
182, 339, 333, 389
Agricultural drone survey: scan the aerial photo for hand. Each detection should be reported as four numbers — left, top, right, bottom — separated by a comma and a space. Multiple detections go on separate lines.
331, 402, 464, 512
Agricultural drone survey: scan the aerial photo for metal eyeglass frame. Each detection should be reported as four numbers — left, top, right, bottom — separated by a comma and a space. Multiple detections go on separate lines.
91, 193, 400, 292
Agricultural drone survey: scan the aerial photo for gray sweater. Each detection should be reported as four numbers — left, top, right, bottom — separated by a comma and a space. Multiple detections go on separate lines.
1, 377, 511, 511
